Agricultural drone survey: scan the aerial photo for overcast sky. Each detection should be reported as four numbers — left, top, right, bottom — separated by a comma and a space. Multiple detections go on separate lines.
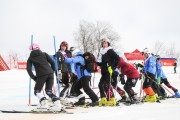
0, 0, 180, 56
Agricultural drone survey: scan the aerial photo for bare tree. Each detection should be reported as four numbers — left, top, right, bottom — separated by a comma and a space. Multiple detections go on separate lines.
6, 51, 19, 69
165, 42, 176, 58
74, 20, 121, 57
74, 21, 95, 53
152, 41, 165, 56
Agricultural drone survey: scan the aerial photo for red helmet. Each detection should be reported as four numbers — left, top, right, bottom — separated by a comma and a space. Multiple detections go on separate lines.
60, 41, 68, 50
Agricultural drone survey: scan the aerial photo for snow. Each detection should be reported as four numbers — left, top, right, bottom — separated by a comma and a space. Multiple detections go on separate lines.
0, 67, 180, 120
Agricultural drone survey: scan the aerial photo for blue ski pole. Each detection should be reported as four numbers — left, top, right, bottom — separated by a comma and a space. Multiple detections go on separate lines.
28, 35, 33, 105
53, 36, 61, 97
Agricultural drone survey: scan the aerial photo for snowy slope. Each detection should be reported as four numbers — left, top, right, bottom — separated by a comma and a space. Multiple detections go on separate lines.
0, 67, 180, 120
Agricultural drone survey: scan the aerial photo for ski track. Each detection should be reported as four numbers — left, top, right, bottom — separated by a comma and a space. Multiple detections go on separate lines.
0, 67, 180, 120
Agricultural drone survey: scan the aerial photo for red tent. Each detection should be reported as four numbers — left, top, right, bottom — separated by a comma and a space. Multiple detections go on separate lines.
124, 49, 144, 60
0, 55, 10, 71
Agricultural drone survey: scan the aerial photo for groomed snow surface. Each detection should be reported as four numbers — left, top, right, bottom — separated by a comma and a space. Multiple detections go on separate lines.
0, 66, 180, 120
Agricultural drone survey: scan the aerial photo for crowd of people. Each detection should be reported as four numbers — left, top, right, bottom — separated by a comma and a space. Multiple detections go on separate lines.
26, 38, 180, 112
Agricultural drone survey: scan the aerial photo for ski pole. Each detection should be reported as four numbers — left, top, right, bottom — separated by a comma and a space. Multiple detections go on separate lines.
28, 35, 33, 105
161, 84, 174, 96
139, 74, 144, 98
93, 72, 95, 90
53, 36, 61, 97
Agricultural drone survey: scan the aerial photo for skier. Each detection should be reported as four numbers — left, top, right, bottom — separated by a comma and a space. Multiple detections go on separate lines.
26, 43, 62, 111
68, 46, 78, 97
117, 57, 140, 104
141, 48, 157, 102
156, 56, 180, 98
55, 41, 72, 101
61, 49, 99, 106
97, 38, 120, 106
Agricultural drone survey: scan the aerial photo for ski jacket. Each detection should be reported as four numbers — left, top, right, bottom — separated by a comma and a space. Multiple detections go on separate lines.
27, 49, 55, 80
56, 50, 72, 73
64, 52, 91, 79
144, 55, 157, 75
156, 61, 167, 79
97, 47, 120, 73
118, 57, 139, 79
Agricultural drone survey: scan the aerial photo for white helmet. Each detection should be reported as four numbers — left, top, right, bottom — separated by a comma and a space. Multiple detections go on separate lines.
101, 37, 110, 43
72, 48, 80, 56
142, 48, 151, 55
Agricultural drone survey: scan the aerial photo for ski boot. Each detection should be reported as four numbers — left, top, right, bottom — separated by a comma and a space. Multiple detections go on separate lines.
118, 94, 128, 103
83, 101, 99, 108
155, 94, 161, 101
73, 99, 85, 106
99, 97, 107, 106
49, 100, 62, 112
143, 95, 150, 102
148, 94, 157, 102
174, 91, 180, 98
106, 97, 116, 106
130, 94, 141, 104
60, 97, 71, 105
33, 97, 48, 112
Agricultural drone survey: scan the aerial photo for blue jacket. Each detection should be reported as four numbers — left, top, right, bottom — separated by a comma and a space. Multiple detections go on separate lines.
64, 52, 91, 79
70, 63, 75, 74
156, 61, 167, 79
144, 55, 156, 75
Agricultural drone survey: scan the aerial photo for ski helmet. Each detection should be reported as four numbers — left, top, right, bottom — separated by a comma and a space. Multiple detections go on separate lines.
101, 37, 110, 47
70, 47, 75, 51
142, 48, 151, 55
72, 48, 80, 56
156, 55, 161, 61
29, 43, 40, 50
60, 41, 68, 50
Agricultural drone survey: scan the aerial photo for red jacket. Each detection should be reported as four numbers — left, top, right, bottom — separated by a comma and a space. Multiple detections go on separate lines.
118, 57, 140, 79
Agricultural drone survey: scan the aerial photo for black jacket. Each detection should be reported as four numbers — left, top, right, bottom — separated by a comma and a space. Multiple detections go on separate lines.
27, 49, 55, 80
98, 49, 120, 73
56, 50, 72, 73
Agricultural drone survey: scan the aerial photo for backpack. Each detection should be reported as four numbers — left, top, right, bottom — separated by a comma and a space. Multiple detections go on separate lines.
77, 52, 97, 73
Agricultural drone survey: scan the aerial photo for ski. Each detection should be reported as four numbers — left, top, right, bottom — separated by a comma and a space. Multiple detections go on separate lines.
0, 109, 73, 114
166, 96, 180, 98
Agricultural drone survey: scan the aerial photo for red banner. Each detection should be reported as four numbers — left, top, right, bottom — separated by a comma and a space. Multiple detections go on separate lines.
160, 58, 176, 66
18, 62, 27, 69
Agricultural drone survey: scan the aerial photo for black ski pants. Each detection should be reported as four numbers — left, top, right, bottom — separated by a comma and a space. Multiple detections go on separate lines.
75, 76, 98, 102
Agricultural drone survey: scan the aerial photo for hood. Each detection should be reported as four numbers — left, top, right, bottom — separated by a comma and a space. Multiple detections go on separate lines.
118, 57, 127, 68
30, 49, 42, 57
100, 46, 113, 55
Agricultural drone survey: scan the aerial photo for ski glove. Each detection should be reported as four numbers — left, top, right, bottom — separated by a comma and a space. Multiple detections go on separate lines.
108, 66, 113, 76
157, 77, 161, 85
119, 74, 125, 85
58, 52, 65, 62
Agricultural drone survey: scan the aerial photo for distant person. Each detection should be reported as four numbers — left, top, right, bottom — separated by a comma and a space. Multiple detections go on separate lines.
26, 43, 62, 111
174, 60, 177, 73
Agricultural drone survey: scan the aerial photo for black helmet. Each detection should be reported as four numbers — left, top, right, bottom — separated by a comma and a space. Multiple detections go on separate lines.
70, 47, 75, 51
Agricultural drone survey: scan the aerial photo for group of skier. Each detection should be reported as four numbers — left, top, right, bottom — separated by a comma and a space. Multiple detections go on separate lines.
26, 38, 180, 112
